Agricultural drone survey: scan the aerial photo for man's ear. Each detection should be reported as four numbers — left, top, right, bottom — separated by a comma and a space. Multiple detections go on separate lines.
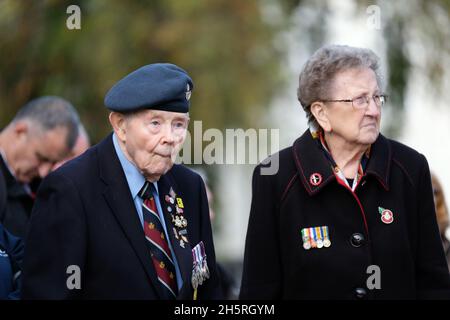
310, 102, 332, 133
13, 120, 30, 139
109, 112, 127, 142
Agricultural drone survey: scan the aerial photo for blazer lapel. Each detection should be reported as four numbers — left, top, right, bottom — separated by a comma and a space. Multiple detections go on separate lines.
157, 173, 194, 299
97, 134, 165, 299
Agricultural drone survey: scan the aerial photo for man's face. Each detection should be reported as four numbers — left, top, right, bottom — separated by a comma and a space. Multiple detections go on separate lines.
12, 124, 70, 183
117, 110, 189, 182
52, 132, 90, 171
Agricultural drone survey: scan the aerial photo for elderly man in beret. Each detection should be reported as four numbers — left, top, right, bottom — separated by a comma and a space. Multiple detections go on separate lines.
22, 64, 222, 300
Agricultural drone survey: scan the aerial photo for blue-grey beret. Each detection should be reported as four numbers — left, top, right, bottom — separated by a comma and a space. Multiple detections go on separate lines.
104, 63, 193, 113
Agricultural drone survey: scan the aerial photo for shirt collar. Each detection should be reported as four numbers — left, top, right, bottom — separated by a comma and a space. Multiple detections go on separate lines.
112, 134, 159, 199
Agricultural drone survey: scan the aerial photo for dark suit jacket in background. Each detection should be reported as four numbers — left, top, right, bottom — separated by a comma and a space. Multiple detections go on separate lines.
22, 133, 222, 299
0, 156, 34, 238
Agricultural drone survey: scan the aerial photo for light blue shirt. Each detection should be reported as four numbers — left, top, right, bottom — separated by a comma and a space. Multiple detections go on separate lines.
112, 134, 183, 289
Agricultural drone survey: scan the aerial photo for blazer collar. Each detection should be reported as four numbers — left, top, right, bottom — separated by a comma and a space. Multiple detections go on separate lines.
292, 130, 391, 195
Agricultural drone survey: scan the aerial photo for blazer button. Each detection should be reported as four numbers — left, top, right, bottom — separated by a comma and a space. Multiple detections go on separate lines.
350, 233, 365, 247
355, 287, 367, 299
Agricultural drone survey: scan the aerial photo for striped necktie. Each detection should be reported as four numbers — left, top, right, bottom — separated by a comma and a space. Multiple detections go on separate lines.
138, 181, 178, 299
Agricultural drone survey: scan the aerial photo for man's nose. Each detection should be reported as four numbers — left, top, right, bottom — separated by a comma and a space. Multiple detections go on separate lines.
38, 162, 53, 178
161, 124, 175, 144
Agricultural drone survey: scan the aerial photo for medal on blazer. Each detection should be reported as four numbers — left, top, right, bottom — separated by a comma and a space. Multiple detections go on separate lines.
301, 226, 331, 249
191, 241, 210, 300
165, 188, 189, 247
322, 226, 331, 247
378, 207, 394, 224
301, 228, 311, 250
315, 226, 324, 248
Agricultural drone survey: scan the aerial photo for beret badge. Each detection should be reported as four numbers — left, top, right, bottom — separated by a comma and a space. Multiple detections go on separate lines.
186, 83, 192, 101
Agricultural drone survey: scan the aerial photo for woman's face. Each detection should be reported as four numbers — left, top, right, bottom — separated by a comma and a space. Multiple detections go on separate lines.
324, 67, 381, 146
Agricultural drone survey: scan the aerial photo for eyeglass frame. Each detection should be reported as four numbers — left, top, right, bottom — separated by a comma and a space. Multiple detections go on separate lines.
317, 94, 388, 109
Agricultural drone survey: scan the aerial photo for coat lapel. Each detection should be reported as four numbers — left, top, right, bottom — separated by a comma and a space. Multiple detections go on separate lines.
157, 173, 193, 299
97, 134, 165, 299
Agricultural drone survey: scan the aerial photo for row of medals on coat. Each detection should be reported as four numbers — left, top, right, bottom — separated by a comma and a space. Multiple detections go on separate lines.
301, 226, 331, 250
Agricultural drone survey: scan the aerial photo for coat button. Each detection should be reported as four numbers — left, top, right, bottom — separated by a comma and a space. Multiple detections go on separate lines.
350, 233, 365, 247
355, 287, 367, 299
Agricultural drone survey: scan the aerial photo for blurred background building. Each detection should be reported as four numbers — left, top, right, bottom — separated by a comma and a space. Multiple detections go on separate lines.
1, 0, 449, 297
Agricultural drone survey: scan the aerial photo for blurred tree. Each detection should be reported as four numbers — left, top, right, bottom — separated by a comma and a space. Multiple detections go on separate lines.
278, 0, 450, 138
0, 0, 285, 142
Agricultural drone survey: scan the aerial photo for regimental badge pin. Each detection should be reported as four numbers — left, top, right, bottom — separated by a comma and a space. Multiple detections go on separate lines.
378, 207, 394, 224
176, 197, 184, 208
169, 187, 176, 198
309, 173, 322, 186
301, 226, 331, 250
186, 83, 192, 101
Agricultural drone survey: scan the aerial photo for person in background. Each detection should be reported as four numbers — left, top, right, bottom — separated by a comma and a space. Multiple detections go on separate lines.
52, 123, 90, 171
0, 96, 80, 238
431, 172, 450, 270
0, 223, 23, 300
29, 123, 91, 196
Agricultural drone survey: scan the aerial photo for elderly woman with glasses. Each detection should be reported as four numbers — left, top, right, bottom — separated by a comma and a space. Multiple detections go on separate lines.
240, 45, 450, 300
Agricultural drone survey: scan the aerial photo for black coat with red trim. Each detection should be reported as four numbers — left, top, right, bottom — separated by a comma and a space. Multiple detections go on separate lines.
240, 130, 450, 300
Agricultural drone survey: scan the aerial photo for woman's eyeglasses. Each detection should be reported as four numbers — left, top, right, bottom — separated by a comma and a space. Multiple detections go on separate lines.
319, 94, 388, 109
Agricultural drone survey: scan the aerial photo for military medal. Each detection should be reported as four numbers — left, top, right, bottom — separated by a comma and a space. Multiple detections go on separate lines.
322, 226, 331, 247
379, 207, 394, 224
301, 228, 311, 250
315, 226, 323, 248
173, 227, 179, 239
302, 226, 331, 250
310, 227, 317, 248
191, 241, 209, 297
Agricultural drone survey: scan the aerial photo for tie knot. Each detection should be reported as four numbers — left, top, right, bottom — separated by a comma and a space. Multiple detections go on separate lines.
138, 181, 156, 200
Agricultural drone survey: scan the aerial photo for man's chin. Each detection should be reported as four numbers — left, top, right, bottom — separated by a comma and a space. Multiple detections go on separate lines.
143, 164, 174, 181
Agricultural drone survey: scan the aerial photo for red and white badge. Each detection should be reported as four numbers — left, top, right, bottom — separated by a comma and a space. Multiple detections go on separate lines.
309, 173, 322, 186
379, 207, 394, 224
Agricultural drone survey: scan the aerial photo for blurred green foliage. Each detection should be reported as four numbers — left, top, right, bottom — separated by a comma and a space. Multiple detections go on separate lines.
1, 0, 449, 142
0, 0, 285, 142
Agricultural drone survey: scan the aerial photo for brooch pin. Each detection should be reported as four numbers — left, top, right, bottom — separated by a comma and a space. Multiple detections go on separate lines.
166, 188, 189, 247
379, 207, 394, 224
